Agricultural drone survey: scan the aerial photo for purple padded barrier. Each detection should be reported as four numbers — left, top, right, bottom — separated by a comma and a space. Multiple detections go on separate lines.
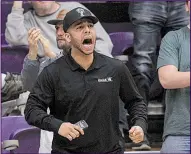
109, 32, 134, 56
9, 127, 40, 154
1, 45, 28, 74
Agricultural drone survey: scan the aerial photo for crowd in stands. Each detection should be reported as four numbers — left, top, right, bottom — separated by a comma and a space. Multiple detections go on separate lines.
1, 1, 190, 153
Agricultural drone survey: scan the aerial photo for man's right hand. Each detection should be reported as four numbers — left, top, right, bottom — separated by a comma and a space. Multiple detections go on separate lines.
58, 122, 84, 141
28, 27, 41, 60
13, 1, 23, 8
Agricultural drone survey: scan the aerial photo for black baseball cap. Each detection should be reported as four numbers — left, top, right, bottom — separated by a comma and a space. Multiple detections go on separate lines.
47, 9, 68, 25
48, 19, 62, 26
47, 19, 63, 25
63, 7, 98, 32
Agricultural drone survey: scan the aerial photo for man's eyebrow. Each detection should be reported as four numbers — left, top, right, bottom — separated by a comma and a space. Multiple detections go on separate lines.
72, 20, 93, 27
73, 21, 83, 27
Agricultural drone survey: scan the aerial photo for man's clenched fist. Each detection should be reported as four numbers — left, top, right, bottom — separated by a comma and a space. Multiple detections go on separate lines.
129, 126, 144, 143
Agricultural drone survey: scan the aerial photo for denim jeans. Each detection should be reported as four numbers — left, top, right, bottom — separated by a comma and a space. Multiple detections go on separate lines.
128, 1, 189, 103
161, 136, 190, 153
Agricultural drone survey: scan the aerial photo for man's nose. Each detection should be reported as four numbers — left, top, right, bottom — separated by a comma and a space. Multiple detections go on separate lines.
84, 26, 90, 33
57, 28, 64, 36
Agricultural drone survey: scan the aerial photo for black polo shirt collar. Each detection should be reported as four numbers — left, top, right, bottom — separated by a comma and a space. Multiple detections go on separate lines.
66, 51, 106, 71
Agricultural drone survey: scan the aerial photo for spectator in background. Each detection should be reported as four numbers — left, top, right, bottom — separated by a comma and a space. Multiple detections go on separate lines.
24, 7, 147, 153
157, 1, 190, 153
22, 9, 69, 152
128, 1, 189, 149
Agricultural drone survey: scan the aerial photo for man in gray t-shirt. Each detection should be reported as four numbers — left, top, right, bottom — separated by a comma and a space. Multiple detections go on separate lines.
157, 1, 190, 153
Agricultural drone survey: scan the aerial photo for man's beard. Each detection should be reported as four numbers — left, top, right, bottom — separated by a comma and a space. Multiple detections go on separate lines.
71, 42, 94, 56
57, 43, 71, 54
62, 46, 71, 54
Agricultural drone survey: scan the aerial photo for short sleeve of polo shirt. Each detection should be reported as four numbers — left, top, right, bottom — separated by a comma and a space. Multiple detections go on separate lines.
157, 31, 179, 70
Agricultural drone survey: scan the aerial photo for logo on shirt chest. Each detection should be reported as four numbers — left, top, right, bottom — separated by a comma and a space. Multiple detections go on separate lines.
98, 77, 113, 82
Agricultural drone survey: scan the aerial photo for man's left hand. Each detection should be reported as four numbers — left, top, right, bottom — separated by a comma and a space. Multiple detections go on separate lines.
39, 35, 56, 58
129, 126, 144, 143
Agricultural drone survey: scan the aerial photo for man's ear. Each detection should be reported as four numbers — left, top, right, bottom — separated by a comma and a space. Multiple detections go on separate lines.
65, 33, 71, 43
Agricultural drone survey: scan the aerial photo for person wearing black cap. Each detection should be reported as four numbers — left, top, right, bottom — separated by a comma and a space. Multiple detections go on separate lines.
24, 7, 147, 153
21, 9, 71, 153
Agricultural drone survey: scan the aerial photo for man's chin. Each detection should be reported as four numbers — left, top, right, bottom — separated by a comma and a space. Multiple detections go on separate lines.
57, 43, 70, 50
81, 49, 94, 55
81, 44, 95, 55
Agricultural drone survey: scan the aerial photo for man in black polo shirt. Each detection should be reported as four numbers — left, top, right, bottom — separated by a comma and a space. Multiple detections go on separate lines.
24, 7, 147, 154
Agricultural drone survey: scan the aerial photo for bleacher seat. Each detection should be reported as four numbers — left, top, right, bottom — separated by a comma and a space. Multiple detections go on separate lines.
109, 32, 134, 62
2, 116, 32, 141
2, 127, 40, 154
1, 116, 33, 153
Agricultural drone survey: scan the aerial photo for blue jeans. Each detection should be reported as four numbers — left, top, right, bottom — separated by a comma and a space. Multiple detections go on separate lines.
161, 136, 190, 153
128, 1, 189, 103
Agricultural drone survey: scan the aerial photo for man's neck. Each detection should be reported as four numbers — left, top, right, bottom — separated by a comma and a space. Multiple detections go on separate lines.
36, 2, 60, 16
71, 49, 94, 71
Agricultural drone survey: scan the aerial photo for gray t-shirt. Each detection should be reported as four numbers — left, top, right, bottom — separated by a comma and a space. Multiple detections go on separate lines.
157, 26, 190, 140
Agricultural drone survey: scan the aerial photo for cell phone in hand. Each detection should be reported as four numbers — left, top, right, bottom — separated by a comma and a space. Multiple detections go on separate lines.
75, 120, 88, 130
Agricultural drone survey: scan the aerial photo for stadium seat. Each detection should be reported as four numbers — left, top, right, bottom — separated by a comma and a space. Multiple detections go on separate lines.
2, 116, 32, 141
2, 116, 33, 153
2, 127, 40, 154
109, 32, 134, 62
